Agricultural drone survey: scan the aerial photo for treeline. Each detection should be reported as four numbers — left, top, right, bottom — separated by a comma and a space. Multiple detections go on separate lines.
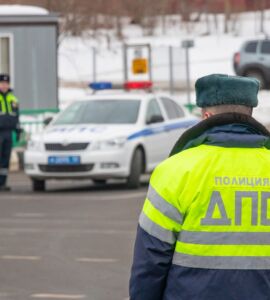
0, 0, 269, 37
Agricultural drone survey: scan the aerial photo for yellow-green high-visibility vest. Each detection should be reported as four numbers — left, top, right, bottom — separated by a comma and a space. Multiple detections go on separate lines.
140, 144, 270, 270
0, 92, 18, 115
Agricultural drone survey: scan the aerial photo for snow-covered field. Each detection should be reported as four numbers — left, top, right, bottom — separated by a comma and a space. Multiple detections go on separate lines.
59, 11, 270, 84
58, 10, 270, 125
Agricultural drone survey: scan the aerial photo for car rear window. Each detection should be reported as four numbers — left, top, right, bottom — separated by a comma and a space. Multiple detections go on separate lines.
160, 97, 185, 119
245, 41, 258, 53
261, 41, 270, 54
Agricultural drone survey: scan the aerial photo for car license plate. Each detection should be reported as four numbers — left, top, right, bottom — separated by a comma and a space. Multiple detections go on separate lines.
48, 156, 80, 165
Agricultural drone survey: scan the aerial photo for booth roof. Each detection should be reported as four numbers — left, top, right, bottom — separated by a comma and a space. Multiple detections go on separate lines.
0, 5, 48, 16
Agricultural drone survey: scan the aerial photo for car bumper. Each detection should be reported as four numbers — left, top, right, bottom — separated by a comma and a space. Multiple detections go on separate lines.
24, 149, 131, 180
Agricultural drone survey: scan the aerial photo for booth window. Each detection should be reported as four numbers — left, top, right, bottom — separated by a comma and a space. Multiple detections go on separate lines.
0, 37, 11, 75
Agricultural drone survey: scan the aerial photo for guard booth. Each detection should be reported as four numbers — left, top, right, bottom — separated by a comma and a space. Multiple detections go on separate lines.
0, 6, 58, 110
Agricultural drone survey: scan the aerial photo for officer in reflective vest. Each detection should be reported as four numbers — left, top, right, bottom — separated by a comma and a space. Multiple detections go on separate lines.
130, 74, 270, 300
0, 74, 19, 191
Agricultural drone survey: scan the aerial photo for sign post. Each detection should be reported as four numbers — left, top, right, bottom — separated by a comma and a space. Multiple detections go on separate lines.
123, 44, 152, 84
92, 47, 97, 82
182, 39, 194, 106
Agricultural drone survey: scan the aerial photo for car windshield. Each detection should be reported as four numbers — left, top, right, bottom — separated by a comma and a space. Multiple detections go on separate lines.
54, 100, 141, 125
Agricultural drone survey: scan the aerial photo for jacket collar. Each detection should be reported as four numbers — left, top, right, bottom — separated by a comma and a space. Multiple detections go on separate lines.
0, 89, 12, 96
170, 113, 270, 157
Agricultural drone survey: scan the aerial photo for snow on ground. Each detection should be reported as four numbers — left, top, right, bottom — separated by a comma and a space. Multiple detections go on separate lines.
0, 5, 48, 15
58, 87, 93, 110
58, 10, 270, 125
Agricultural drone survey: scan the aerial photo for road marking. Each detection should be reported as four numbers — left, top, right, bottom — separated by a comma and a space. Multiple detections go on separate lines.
76, 257, 118, 263
14, 213, 45, 218
103, 192, 147, 200
1, 255, 41, 261
0, 293, 9, 297
31, 294, 86, 299
3, 191, 147, 201
0, 228, 135, 235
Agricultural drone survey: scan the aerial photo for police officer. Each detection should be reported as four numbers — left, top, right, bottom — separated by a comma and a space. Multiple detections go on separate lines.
0, 74, 19, 191
129, 74, 270, 300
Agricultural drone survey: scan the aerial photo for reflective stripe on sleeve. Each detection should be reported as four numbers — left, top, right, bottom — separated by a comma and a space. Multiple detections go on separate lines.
0, 168, 8, 175
143, 199, 182, 232
147, 185, 183, 224
179, 230, 270, 245
139, 212, 177, 244
172, 252, 270, 270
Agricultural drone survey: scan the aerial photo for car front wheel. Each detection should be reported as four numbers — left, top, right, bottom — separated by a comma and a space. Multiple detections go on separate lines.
127, 148, 143, 189
32, 179, 46, 192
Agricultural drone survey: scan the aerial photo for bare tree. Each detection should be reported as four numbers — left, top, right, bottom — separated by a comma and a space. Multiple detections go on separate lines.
259, 0, 266, 34
224, 0, 231, 33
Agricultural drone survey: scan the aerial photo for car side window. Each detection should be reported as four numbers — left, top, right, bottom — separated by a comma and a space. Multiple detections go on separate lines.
261, 41, 270, 54
160, 97, 185, 119
146, 99, 163, 124
245, 41, 258, 53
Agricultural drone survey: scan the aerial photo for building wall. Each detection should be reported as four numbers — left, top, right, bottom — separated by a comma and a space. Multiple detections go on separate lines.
0, 24, 58, 110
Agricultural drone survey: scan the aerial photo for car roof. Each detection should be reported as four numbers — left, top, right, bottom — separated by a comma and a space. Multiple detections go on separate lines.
75, 91, 159, 102
244, 38, 270, 44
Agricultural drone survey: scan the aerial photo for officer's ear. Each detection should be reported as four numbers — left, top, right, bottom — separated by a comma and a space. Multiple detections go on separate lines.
201, 109, 213, 120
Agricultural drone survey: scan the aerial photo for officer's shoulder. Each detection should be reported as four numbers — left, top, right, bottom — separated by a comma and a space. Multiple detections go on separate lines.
155, 145, 215, 174
8, 91, 18, 101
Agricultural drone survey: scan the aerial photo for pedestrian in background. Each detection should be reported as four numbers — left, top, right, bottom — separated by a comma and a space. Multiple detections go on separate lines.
130, 74, 270, 299
0, 74, 19, 191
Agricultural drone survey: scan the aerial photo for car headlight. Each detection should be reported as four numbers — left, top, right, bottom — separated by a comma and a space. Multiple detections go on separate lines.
27, 140, 43, 151
92, 137, 126, 151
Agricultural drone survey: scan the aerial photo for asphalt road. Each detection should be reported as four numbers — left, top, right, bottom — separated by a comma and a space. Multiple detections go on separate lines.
0, 172, 148, 300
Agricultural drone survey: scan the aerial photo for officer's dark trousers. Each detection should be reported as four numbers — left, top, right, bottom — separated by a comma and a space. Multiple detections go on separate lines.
0, 130, 12, 186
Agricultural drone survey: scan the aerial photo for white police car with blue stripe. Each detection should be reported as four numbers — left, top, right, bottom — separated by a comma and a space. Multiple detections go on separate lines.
24, 93, 198, 191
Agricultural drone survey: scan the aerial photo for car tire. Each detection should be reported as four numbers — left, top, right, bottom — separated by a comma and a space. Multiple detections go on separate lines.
93, 179, 107, 185
127, 148, 143, 189
245, 70, 266, 89
32, 179, 46, 192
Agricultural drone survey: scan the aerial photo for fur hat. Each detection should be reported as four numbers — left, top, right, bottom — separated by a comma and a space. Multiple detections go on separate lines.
195, 74, 259, 108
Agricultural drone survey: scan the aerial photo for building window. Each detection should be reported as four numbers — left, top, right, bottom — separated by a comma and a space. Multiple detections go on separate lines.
0, 36, 12, 82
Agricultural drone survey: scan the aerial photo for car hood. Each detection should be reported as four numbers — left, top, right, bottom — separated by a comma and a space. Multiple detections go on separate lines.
36, 124, 141, 143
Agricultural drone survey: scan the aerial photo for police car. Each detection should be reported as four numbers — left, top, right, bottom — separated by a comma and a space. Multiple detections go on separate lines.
24, 83, 198, 191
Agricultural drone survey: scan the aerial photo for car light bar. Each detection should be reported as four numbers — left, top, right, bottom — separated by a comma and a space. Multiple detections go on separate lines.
89, 81, 153, 91
124, 81, 153, 90
89, 82, 113, 90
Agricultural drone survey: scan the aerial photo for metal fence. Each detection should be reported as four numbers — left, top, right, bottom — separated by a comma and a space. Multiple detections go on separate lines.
89, 45, 187, 94
14, 108, 59, 147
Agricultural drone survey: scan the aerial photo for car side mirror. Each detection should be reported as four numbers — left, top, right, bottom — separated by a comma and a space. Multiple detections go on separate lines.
43, 116, 53, 126
147, 115, 164, 125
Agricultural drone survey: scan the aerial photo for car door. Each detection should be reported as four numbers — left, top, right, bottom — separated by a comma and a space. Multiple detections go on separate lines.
241, 40, 260, 66
144, 98, 167, 171
159, 97, 190, 156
